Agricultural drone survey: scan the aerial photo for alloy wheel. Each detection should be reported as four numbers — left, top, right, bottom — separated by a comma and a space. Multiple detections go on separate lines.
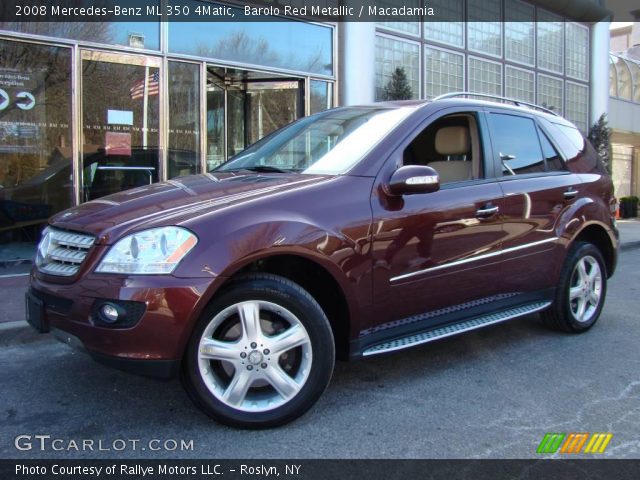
197, 300, 312, 412
568, 255, 603, 323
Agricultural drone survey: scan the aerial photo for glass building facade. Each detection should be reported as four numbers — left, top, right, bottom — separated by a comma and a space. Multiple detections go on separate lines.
374, 0, 591, 133
0, 0, 605, 269
0, 7, 335, 267
610, 54, 640, 104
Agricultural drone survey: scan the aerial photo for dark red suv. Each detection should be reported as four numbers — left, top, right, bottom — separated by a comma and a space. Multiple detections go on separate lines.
27, 95, 618, 428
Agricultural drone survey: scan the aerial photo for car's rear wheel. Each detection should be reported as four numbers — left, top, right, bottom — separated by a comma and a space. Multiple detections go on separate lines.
182, 273, 335, 428
542, 242, 607, 333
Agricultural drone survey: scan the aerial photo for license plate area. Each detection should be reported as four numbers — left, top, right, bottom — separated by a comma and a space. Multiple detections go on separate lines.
25, 291, 48, 333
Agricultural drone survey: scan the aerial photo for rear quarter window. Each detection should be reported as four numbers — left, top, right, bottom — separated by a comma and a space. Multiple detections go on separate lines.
541, 119, 586, 161
537, 128, 566, 172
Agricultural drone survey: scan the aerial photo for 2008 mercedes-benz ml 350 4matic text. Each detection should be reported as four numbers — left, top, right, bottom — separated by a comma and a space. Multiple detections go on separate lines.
27, 94, 618, 428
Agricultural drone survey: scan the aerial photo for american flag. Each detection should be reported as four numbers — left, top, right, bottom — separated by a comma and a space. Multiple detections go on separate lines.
130, 71, 159, 100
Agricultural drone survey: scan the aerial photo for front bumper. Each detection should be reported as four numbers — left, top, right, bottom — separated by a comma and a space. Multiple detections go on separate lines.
28, 272, 216, 379
51, 328, 181, 379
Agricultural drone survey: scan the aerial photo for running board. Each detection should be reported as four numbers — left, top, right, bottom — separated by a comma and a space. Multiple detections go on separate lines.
362, 301, 551, 357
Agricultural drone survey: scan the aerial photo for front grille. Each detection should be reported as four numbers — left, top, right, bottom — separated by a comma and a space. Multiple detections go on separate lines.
36, 228, 95, 276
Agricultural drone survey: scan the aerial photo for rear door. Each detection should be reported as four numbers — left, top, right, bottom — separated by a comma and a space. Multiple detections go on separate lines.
486, 109, 581, 294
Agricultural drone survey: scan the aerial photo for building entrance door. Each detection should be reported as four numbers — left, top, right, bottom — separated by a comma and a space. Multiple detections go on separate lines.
80, 50, 162, 201
205, 66, 304, 170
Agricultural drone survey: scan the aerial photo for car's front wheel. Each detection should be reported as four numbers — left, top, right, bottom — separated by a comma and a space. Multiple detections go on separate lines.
182, 273, 335, 428
542, 241, 607, 333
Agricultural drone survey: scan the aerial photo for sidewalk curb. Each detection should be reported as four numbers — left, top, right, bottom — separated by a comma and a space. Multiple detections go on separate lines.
620, 241, 640, 252
0, 320, 45, 345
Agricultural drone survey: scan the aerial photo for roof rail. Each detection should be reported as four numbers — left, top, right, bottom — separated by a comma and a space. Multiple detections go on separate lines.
432, 92, 560, 116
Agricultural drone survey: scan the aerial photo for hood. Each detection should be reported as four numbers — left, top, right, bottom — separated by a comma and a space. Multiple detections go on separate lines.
50, 173, 331, 244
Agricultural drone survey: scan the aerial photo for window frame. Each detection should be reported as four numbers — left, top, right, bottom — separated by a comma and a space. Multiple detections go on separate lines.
485, 108, 571, 181
388, 106, 496, 189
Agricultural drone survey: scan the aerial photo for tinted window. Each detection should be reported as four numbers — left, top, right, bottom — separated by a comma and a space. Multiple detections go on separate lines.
216, 106, 415, 175
402, 113, 481, 184
541, 119, 585, 160
490, 114, 544, 176
538, 129, 565, 172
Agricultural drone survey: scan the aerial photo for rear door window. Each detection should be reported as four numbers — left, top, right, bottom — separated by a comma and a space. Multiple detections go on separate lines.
489, 113, 545, 176
537, 128, 566, 172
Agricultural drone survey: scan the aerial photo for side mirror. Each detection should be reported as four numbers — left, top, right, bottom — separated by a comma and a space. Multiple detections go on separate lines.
386, 165, 440, 196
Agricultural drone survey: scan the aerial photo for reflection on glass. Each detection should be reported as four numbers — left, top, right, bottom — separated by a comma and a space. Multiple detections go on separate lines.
206, 80, 225, 171
375, 35, 420, 101
490, 114, 545, 176
168, 61, 200, 178
246, 81, 300, 145
216, 107, 415, 175
0, 39, 72, 256
0, 20, 160, 51
81, 55, 159, 201
227, 88, 246, 159
169, 2, 333, 76
310, 81, 333, 115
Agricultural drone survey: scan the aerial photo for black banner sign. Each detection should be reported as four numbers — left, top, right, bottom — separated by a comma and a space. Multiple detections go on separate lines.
0, 0, 619, 23
2, 459, 640, 480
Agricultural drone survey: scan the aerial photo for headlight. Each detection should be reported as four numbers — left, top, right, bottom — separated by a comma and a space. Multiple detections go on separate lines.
96, 227, 198, 274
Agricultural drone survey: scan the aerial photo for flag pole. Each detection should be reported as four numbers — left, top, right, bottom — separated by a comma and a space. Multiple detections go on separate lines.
142, 65, 149, 149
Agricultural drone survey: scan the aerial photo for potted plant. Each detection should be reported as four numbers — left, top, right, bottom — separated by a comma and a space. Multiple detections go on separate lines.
630, 196, 639, 218
619, 197, 637, 218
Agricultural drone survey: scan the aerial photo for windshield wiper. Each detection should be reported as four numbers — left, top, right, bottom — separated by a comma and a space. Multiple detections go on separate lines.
228, 165, 295, 173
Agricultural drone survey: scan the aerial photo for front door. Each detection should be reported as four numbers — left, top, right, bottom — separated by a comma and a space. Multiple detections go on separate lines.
80, 51, 161, 202
366, 109, 507, 339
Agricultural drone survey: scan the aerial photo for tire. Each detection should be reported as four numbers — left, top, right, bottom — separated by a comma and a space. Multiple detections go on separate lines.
182, 273, 335, 428
542, 241, 607, 333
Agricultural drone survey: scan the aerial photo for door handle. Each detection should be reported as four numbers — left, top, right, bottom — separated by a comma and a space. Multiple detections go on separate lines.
563, 188, 579, 200
476, 204, 499, 218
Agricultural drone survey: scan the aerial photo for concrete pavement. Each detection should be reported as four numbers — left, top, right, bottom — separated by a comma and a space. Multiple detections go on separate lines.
618, 218, 640, 250
2, 249, 640, 458
1, 219, 639, 335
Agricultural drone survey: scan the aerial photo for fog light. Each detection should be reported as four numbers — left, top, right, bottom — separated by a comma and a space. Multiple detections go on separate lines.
91, 299, 145, 328
100, 304, 120, 323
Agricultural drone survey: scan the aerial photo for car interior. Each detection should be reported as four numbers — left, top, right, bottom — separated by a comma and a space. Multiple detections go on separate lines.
403, 113, 482, 184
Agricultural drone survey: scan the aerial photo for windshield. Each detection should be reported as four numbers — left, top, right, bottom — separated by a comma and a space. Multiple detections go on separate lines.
214, 106, 415, 175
